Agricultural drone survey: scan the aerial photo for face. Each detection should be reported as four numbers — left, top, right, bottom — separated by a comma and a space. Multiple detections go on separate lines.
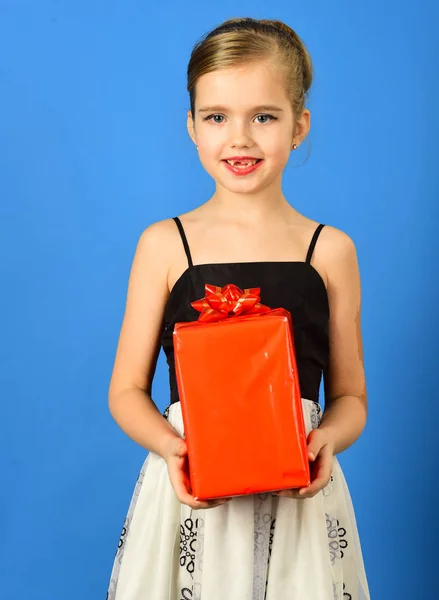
187, 60, 310, 194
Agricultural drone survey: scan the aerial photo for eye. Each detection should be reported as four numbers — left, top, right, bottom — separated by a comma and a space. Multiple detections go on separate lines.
204, 113, 277, 124
255, 114, 276, 124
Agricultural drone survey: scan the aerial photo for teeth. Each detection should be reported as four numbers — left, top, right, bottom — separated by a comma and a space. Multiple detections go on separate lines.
227, 159, 258, 166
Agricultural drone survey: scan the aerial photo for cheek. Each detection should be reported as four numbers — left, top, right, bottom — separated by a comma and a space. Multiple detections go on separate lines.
264, 133, 292, 158
266, 145, 291, 168
204, 139, 222, 156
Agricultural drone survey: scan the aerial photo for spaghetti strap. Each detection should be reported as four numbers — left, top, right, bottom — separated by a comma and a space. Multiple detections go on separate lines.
173, 216, 193, 269
305, 223, 325, 264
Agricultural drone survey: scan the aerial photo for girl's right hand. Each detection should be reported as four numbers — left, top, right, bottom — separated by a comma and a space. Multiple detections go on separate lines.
165, 435, 231, 510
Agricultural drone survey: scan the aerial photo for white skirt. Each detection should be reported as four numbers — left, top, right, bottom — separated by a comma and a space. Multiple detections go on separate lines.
106, 399, 370, 600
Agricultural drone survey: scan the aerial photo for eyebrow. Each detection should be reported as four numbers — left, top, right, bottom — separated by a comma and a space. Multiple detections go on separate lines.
198, 104, 284, 113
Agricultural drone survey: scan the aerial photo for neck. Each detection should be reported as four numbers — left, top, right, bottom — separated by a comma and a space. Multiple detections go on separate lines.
207, 180, 297, 225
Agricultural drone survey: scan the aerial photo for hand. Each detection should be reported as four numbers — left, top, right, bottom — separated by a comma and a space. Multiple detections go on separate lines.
164, 435, 232, 510
273, 427, 335, 499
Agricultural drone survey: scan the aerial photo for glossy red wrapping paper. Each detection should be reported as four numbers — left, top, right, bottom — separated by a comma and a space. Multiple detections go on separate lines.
172, 284, 310, 501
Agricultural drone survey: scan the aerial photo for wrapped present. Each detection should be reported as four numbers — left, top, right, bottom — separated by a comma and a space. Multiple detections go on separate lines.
173, 283, 310, 501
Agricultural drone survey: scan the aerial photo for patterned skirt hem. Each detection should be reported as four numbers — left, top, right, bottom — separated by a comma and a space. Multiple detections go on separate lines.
106, 399, 370, 600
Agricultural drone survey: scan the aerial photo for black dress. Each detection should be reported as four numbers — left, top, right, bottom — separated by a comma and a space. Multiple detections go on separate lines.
106, 218, 370, 600
162, 217, 330, 408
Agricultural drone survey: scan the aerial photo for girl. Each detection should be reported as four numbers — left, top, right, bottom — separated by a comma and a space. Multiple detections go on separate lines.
106, 17, 370, 600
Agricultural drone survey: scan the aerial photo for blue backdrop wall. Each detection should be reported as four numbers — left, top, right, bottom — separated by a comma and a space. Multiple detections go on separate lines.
1, 1, 438, 598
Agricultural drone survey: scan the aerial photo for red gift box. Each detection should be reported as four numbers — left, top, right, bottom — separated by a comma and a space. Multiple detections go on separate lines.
173, 283, 310, 501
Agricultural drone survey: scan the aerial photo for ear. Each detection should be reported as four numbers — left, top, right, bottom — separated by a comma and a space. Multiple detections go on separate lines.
187, 110, 197, 146
292, 108, 311, 147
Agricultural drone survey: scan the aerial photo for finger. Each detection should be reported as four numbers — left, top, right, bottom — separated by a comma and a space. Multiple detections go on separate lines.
307, 430, 325, 462
208, 499, 231, 508
183, 494, 213, 509
172, 464, 232, 508
189, 497, 231, 510
188, 493, 227, 509
298, 477, 328, 498
313, 446, 333, 480
174, 482, 211, 509
272, 487, 300, 496
168, 467, 209, 509
299, 453, 333, 497
184, 486, 233, 509
193, 500, 223, 509
274, 489, 301, 499
205, 494, 233, 504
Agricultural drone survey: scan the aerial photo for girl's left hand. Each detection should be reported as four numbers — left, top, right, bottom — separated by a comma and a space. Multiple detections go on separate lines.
273, 427, 335, 499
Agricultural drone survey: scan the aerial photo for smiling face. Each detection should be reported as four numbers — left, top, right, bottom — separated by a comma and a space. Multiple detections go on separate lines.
187, 60, 310, 194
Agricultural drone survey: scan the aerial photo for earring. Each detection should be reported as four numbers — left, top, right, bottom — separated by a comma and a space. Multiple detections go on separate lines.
196, 145, 199, 150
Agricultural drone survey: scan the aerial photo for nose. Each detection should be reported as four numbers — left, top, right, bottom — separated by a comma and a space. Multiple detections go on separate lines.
229, 119, 254, 148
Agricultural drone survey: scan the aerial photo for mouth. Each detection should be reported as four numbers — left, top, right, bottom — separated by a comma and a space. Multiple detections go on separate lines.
222, 158, 263, 167
221, 158, 264, 176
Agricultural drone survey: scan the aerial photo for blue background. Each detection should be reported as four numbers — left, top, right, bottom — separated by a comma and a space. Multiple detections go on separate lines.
1, 1, 438, 598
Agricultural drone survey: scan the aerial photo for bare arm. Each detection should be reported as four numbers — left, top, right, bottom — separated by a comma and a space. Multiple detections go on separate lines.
318, 227, 368, 455
108, 220, 181, 460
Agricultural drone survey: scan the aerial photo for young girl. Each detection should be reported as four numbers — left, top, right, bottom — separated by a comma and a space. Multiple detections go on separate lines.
106, 17, 370, 600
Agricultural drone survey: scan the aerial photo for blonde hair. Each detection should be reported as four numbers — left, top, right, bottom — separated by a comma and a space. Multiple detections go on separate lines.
187, 17, 313, 125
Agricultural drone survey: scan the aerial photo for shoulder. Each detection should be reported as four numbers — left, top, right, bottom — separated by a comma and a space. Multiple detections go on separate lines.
317, 223, 358, 262
136, 211, 201, 248
308, 222, 360, 293
315, 224, 361, 303
134, 217, 184, 265
128, 218, 184, 290
315, 223, 359, 273
136, 217, 179, 249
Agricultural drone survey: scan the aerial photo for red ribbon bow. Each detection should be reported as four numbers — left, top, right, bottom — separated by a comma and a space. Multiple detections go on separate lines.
191, 283, 271, 323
